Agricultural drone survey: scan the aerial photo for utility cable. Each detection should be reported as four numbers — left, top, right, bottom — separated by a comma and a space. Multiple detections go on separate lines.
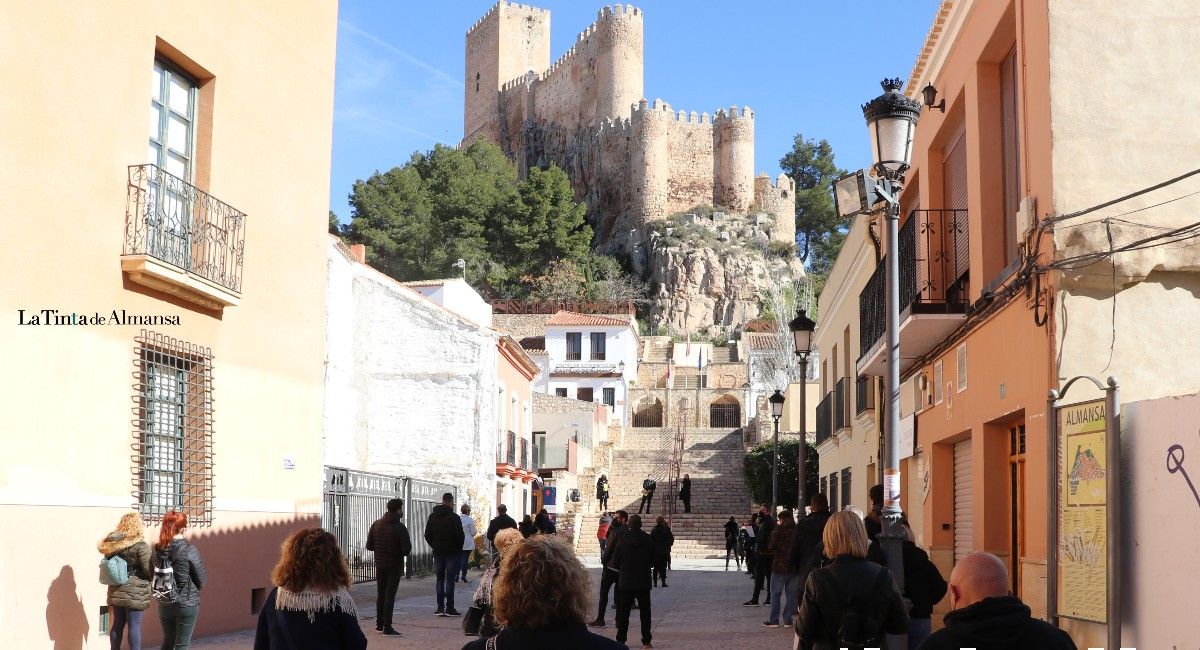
1046, 166, 1200, 225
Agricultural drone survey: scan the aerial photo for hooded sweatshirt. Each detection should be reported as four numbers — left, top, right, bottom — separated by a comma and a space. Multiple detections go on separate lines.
98, 531, 153, 610
920, 597, 1077, 650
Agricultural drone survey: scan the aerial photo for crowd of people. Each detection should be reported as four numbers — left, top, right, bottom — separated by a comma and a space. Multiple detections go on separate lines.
715, 485, 1078, 650
96, 480, 1078, 649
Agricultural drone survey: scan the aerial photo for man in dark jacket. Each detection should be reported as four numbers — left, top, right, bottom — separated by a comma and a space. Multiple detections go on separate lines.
485, 504, 517, 556
609, 514, 654, 648
678, 474, 691, 513
424, 492, 466, 617
366, 498, 412, 635
920, 552, 1077, 650
743, 509, 775, 606
638, 477, 656, 514
764, 510, 798, 627
589, 510, 628, 627
788, 493, 832, 591
865, 484, 883, 541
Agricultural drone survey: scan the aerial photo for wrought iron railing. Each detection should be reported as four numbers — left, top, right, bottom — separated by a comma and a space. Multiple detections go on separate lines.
815, 392, 833, 446
858, 209, 969, 359
124, 164, 246, 293
506, 431, 516, 465
834, 377, 850, 432
856, 376, 876, 415
519, 438, 528, 469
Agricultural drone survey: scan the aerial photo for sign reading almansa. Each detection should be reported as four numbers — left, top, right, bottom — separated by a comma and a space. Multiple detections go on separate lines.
17, 309, 180, 326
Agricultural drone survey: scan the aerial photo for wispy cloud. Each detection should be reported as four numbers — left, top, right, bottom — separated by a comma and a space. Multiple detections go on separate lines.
339, 20, 462, 89
337, 108, 444, 142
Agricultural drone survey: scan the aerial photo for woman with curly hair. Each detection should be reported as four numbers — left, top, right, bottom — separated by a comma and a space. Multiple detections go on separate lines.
253, 528, 367, 650
98, 512, 152, 650
462, 535, 624, 650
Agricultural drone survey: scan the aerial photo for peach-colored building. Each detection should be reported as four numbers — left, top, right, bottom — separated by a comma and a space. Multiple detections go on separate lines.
495, 336, 541, 518
853, 0, 1200, 646
0, 1, 336, 646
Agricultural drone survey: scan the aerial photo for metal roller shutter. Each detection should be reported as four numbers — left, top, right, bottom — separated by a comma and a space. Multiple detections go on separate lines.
953, 438, 974, 564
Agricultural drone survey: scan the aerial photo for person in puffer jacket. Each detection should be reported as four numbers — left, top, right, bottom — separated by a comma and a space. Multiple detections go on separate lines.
99, 512, 153, 650
156, 510, 207, 650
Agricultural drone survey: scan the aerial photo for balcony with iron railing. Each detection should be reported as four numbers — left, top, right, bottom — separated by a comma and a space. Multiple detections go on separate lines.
834, 377, 850, 433
858, 209, 970, 376
815, 391, 833, 447
122, 164, 246, 309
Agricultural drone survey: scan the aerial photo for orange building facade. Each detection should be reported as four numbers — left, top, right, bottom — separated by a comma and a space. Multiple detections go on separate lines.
853, 0, 1058, 625
0, 1, 337, 646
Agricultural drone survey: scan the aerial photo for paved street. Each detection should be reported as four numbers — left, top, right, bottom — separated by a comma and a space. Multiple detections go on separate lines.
193, 558, 793, 649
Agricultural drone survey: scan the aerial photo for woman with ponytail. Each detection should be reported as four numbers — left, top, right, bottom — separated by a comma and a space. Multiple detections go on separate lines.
155, 511, 207, 649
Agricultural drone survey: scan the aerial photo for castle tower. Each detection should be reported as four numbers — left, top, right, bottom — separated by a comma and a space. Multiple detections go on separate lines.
464, 2, 551, 145
587, 5, 644, 124
713, 106, 755, 212
631, 98, 672, 220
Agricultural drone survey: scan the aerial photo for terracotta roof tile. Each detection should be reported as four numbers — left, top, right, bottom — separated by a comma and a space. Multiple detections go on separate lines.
744, 332, 786, 351
545, 310, 632, 327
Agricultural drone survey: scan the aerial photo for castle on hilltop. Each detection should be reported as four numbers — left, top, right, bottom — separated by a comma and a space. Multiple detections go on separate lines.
463, 2, 795, 248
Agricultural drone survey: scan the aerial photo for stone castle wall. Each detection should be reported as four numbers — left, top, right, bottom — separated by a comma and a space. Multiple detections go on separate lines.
464, 2, 795, 247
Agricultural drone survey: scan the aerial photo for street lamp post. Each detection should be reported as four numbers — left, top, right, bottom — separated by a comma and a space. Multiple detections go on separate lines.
768, 389, 786, 514
831, 78, 922, 606
789, 310, 816, 509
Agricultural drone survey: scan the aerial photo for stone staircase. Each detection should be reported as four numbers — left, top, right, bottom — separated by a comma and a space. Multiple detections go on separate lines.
577, 427, 753, 559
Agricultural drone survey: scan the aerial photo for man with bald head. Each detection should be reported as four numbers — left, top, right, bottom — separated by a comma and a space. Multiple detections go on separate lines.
919, 551, 1076, 649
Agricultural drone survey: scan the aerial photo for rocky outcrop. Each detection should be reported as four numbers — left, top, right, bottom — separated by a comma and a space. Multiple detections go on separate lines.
638, 210, 804, 334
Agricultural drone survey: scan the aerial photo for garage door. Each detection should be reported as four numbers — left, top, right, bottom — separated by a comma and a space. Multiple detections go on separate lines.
953, 438, 974, 564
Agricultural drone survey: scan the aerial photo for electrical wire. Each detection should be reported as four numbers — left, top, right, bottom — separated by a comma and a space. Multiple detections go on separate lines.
1046, 166, 1200, 225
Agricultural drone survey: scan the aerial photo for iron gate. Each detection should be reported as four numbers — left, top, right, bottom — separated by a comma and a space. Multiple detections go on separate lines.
406, 479, 458, 578
322, 466, 406, 584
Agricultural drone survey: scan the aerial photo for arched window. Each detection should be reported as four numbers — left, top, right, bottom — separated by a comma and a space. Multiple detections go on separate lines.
631, 396, 664, 428
709, 395, 741, 428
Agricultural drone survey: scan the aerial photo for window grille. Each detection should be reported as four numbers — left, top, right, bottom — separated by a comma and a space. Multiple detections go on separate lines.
590, 333, 606, 360
602, 387, 616, 408
565, 333, 582, 360
709, 398, 741, 429
131, 330, 213, 525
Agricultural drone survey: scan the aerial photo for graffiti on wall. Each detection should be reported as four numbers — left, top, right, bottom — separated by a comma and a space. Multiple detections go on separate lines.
1166, 431, 1200, 509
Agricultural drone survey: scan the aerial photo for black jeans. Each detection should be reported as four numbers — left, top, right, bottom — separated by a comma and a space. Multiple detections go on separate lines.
159, 605, 199, 650
639, 492, 654, 513
596, 568, 618, 619
752, 553, 773, 603
681, 496, 691, 513
376, 565, 402, 628
615, 589, 652, 645
652, 556, 668, 586
598, 496, 608, 510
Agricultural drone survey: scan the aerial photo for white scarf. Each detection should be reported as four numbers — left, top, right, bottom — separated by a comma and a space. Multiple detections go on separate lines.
275, 587, 358, 623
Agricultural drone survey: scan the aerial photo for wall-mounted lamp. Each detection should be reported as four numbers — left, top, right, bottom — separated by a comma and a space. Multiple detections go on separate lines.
921, 83, 945, 113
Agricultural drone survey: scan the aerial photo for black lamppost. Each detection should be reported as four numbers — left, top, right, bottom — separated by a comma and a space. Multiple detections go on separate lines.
831, 78, 921, 607
768, 389, 786, 514
789, 310, 816, 509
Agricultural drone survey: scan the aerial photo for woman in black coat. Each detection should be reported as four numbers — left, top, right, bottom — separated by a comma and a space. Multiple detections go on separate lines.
649, 516, 674, 587
795, 512, 907, 650
462, 536, 623, 650
518, 515, 537, 538
254, 529, 366, 650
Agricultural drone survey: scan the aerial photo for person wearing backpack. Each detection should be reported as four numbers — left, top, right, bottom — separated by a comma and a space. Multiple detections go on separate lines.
867, 516, 947, 649
98, 512, 153, 650
794, 511, 907, 650
154, 510, 207, 650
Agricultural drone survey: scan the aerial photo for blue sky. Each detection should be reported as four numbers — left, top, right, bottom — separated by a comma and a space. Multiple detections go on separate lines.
330, 1, 942, 221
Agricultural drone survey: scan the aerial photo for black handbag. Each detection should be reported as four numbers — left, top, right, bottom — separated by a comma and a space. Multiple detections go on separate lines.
462, 600, 488, 636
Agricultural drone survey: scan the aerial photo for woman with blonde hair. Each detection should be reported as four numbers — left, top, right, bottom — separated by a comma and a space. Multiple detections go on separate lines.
466, 527, 524, 638
462, 535, 624, 650
794, 511, 907, 650
253, 528, 366, 649
98, 512, 153, 650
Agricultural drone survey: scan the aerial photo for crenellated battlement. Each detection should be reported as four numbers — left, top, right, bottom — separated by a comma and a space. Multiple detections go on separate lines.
467, 1, 550, 36
539, 3, 642, 84
500, 71, 537, 93
712, 105, 755, 122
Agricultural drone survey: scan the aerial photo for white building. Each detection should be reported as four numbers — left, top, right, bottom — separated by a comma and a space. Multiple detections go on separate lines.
541, 311, 639, 425
324, 240, 499, 514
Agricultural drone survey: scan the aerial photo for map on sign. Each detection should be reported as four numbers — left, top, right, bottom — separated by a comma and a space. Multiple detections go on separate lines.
1067, 440, 1107, 505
